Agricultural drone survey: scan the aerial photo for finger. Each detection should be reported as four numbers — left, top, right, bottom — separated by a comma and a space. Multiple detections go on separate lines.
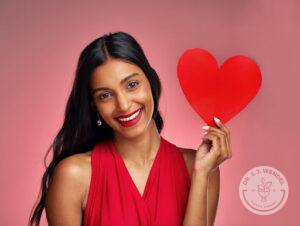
202, 125, 231, 154
204, 130, 229, 159
202, 133, 221, 157
212, 118, 232, 157
213, 117, 231, 142
204, 134, 231, 166
202, 125, 226, 136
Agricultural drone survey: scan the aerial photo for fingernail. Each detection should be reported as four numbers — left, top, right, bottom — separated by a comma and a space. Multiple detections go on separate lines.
202, 125, 210, 130
214, 117, 221, 123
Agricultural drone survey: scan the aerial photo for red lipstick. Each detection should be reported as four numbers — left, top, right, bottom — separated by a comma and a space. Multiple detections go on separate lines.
115, 108, 143, 127
116, 108, 141, 119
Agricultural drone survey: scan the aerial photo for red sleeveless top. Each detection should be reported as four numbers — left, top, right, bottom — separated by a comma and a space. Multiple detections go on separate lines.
83, 136, 191, 226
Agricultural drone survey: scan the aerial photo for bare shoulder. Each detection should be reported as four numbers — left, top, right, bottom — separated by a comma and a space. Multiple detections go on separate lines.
178, 147, 196, 179
55, 151, 92, 203
60, 151, 92, 174
50, 151, 92, 187
45, 151, 92, 225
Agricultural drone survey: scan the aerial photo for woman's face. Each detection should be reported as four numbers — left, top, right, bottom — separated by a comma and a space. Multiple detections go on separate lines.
90, 59, 155, 139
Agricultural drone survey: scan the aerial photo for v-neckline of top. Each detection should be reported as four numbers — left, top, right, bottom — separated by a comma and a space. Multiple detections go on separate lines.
109, 136, 163, 201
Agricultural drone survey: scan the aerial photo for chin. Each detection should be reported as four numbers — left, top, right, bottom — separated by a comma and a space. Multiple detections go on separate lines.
122, 125, 147, 139
114, 120, 150, 140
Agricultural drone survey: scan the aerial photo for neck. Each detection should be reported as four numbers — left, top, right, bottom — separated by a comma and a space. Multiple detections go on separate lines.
112, 119, 161, 167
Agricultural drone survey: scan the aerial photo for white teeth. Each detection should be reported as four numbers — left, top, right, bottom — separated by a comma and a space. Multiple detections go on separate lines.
118, 109, 141, 122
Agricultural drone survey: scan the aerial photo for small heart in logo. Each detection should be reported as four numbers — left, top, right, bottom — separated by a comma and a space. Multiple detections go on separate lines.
177, 48, 262, 126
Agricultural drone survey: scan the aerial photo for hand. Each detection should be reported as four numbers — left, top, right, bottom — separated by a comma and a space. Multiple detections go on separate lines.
193, 117, 232, 176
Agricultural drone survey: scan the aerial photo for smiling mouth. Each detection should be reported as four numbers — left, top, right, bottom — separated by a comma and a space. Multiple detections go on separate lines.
115, 108, 142, 122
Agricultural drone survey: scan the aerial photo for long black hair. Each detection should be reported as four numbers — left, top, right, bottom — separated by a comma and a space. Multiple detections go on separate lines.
29, 31, 164, 226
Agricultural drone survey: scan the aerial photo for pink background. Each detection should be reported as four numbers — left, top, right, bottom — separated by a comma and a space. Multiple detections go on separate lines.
1, 0, 299, 225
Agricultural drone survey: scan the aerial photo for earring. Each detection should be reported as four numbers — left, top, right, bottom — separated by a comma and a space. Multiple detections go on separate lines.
97, 113, 102, 126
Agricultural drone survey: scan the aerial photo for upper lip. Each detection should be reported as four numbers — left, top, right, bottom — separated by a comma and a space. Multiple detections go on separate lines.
115, 108, 141, 119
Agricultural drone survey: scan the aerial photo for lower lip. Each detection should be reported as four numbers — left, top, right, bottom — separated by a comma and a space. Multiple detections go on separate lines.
116, 108, 143, 127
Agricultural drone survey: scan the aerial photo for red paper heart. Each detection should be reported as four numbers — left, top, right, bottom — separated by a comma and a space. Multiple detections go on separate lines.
177, 48, 262, 126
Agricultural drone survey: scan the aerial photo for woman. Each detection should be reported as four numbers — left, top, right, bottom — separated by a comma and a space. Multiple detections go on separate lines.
29, 31, 232, 226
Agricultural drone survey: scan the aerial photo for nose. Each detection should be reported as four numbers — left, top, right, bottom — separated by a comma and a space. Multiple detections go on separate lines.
116, 91, 131, 112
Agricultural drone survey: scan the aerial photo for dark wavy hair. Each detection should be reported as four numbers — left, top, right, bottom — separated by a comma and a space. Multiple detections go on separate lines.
29, 31, 164, 226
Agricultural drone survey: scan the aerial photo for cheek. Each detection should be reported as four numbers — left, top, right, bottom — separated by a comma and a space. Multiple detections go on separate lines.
96, 104, 113, 119
136, 87, 153, 106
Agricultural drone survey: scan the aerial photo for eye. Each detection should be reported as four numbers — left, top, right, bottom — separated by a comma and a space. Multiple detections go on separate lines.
127, 81, 139, 89
98, 92, 112, 100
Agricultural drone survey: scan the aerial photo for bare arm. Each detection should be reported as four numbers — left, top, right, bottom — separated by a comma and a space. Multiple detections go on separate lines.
183, 116, 231, 226
181, 148, 220, 226
207, 167, 220, 226
183, 170, 208, 226
45, 156, 86, 226
183, 166, 220, 226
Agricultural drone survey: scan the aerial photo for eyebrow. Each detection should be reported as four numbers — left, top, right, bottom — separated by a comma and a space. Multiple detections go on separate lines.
91, 73, 141, 95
